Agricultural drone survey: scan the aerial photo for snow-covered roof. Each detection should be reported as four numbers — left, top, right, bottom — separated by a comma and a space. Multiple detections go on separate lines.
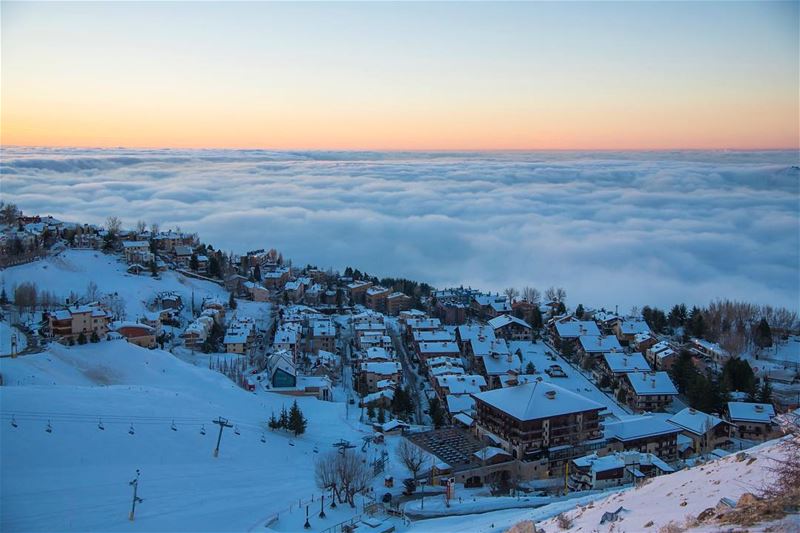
668, 408, 727, 435
603, 352, 651, 373
224, 330, 249, 344
429, 364, 466, 377
364, 347, 393, 360
425, 356, 463, 369
473, 446, 512, 461
555, 320, 600, 338
312, 319, 335, 337
413, 330, 455, 343
453, 413, 474, 427
366, 286, 390, 296
362, 389, 394, 404
473, 381, 604, 421
572, 451, 674, 474
488, 314, 531, 330
406, 318, 442, 330
446, 394, 475, 415
579, 335, 622, 353
360, 362, 401, 375
625, 371, 678, 396
618, 319, 651, 336
727, 402, 775, 423
605, 415, 681, 442
418, 341, 460, 354
436, 374, 486, 394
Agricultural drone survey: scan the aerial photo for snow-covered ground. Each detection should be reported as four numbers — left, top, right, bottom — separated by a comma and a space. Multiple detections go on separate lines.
0, 340, 369, 532
1, 250, 229, 321
0, 321, 28, 356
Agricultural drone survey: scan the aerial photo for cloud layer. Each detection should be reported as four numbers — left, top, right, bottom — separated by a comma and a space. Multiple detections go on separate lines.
2, 147, 798, 311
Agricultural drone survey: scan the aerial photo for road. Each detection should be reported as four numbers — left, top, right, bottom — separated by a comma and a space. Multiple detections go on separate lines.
387, 324, 427, 424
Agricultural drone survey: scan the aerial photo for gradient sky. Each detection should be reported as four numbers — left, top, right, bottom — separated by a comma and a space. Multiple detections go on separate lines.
2, 1, 798, 150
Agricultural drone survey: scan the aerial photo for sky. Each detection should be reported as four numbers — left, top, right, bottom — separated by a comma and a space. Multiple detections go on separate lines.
1, 1, 798, 150
2, 148, 798, 311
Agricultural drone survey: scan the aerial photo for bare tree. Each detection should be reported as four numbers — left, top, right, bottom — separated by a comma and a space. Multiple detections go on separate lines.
106, 216, 122, 236
335, 449, 371, 507
150, 222, 160, 237
397, 439, 428, 485
719, 330, 747, 359
135, 220, 147, 235
85, 281, 99, 302
503, 287, 519, 304
555, 287, 566, 304
314, 450, 340, 502
522, 287, 541, 305
13, 282, 38, 315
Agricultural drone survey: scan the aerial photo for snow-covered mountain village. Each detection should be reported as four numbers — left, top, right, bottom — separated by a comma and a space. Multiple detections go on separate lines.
1, 206, 798, 533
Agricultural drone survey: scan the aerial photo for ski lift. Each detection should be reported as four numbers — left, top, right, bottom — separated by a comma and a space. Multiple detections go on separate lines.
129, 423, 135, 435
98, 419, 105, 431
260, 433, 266, 443
200, 424, 206, 435
10, 415, 17, 428
171, 420, 177, 432
313, 445, 319, 454
289, 439, 295, 447
234, 425, 240, 436
45, 420, 53, 433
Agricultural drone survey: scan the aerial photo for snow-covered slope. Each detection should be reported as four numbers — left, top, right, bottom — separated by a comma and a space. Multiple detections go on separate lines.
1, 249, 229, 319
0, 341, 365, 532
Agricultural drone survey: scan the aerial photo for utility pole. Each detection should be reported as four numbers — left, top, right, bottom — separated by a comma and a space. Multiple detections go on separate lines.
212, 416, 233, 457
128, 469, 143, 521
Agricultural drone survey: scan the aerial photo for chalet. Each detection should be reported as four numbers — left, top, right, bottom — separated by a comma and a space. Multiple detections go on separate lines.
283, 280, 305, 302
244, 281, 270, 302
364, 286, 391, 313
173, 245, 194, 268
568, 451, 674, 492
595, 352, 651, 381
614, 318, 651, 346
358, 362, 402, 394
112, 322, 156, 348
360, 347, 395, 363
621, 371, 678, 412
122, 241, 152, 265
436, 301, 468, 325
471, 294, 511, 318
473, 381, 604, 467
446, 394, 476, 417
667, 408, 733, 455
488, 314, 533, 341
309, 318, 336, 354
263, 267, 290, 290
46, 304, 112, 343
273, 322, 302, 361
551, 319, 600, 350
435, 374, 486, 397
360, 388, 395, 409
646, 341, 679, 370
386, 292, 413, 316
404, 317, 442, 340
577, 335, 623, 359
417, 341, 461, 363
690, 338, 730, 368
154, 230, 196, 252
223, 325, 251, 354
181, 316, 214, 350
726, 402, 777, 442
347, 280, 373, 305
604, 415, 680, 461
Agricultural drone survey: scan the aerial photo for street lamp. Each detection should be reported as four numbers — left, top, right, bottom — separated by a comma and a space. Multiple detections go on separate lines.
420, 480, 427, 510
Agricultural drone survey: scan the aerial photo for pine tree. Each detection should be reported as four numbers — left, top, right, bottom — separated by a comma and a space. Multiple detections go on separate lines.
754, 318, 773, 349
288, 400, 307, 436
0, 287, 8, 305
377, 407, 386, 424
77, 332, 87, 345
190, 254, 199, 271
268, 411, 280, 431
758, 380, 773, 404
253, 264, 262, 281
366, 405, 375, 419
228, 292, 237, 309
278, 405, 289, 429
90, 331, 100, 343
575, 304, 584, 319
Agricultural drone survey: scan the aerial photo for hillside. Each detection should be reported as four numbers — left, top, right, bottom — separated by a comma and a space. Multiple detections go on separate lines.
1, 249, 229, 320
0, 341, 365, 532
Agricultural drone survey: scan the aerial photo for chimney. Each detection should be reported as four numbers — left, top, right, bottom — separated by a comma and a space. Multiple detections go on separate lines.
545, 390, 557, 400
755, 405, 764, 413
642, 372, 647, 381
651, 378, 656, 389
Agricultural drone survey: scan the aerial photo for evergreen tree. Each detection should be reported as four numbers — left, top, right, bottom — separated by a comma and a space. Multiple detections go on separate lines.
574, 304, 584, 319
524, 361, 536, 374
77, 332, 87, 345
377, 407, 386, 424
428, 397, 446, 428
190, 254, 199, 271
228, 292, 237, 310
278, 405, 289, 429
253, 264, 262, 281
366, 404, 375, 420
0, 287, 7, 305
268, 411, 281, 431
757, 380, 773, 404
90, 331, 100, 343
288, 400, 307, 436
530, 306, 543, 330
754, 318, 773, 349
149, 260, 158, 277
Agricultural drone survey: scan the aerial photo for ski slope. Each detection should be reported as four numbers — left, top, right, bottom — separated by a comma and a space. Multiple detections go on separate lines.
0, 341, 366, 532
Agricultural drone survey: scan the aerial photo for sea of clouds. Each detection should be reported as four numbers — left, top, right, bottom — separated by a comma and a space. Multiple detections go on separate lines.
2, 147, 798, 311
